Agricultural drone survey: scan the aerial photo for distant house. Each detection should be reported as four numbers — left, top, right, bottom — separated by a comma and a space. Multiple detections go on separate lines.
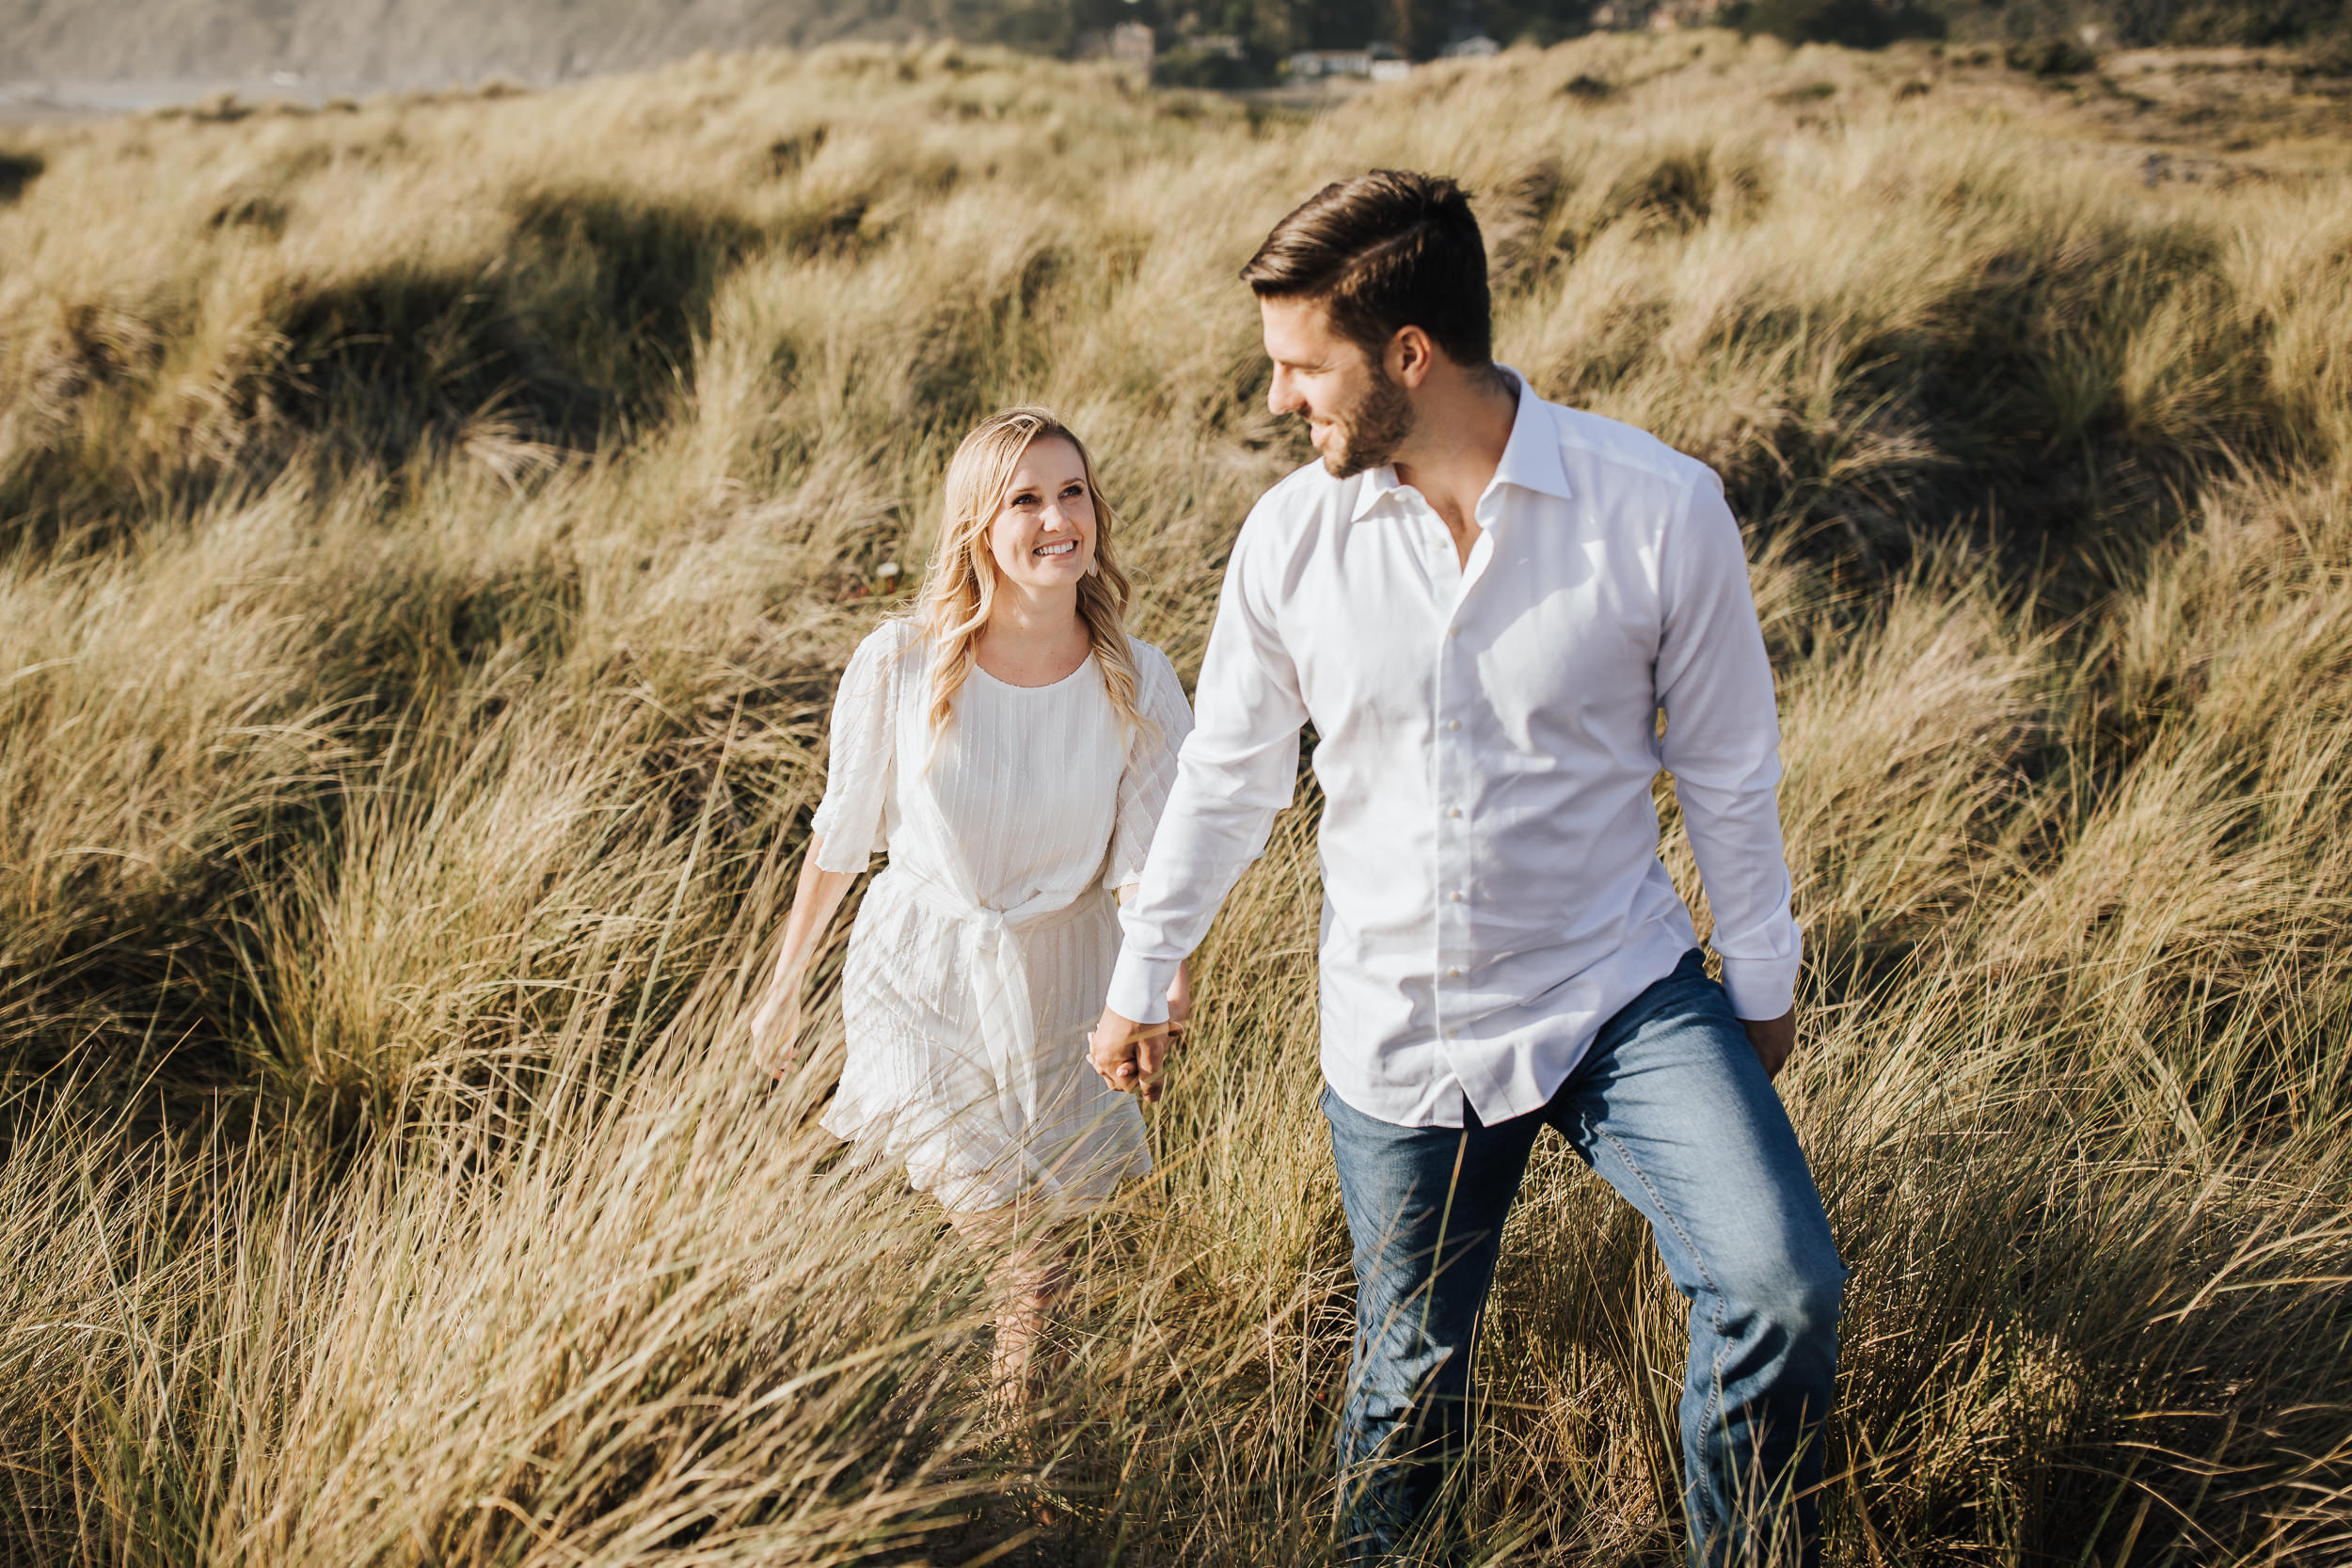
1440, 34, 1502, 56
1288, 49, 1373, 78
1109, 21, 1155, 65
1591, 1, 1654, 27
1289, 41, 1413, 79
1359, 40, 1410, 81
1188, 32, 1247, 58
1645, 0, 1724, 28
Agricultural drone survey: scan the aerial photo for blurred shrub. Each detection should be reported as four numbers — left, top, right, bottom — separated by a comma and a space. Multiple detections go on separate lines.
2005, 35, 2098, 71
0, 150, 41, 203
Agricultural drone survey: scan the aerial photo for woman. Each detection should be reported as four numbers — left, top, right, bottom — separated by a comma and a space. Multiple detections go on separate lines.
746, 406, 1194, 1406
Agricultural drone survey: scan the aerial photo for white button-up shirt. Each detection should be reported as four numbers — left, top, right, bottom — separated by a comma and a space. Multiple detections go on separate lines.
1105, 375, 1802, 1129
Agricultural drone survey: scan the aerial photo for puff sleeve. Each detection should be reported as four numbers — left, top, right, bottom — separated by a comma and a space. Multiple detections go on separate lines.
809, 623, 905, 874
1104, 641, 1196, 893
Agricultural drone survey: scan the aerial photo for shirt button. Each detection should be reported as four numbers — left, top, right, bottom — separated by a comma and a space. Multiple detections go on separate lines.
1447, 807, 1463, 818
1446, 966, 1462, 978
1448, 626, 1462, 639
1448, 891, 1464, 903
1446, 720, 1461, 732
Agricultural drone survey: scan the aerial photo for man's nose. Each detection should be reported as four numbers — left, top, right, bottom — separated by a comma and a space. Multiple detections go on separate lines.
1268, 366, 1299, 415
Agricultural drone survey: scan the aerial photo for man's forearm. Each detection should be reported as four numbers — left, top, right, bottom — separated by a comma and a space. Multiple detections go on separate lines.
1105, 762, 1291, 1021
1676, 783, 1803, 1022
1653, 472, 1804, 1024
1106, 948, 1182, 1024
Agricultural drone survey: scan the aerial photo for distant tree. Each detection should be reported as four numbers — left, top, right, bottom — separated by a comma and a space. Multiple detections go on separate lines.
1467, 0, 1598, 48
1932, 0, 2347, 49
2160, 0, 2348, 42
1743, 0, 1947, 45
1284, 0, 1391, 48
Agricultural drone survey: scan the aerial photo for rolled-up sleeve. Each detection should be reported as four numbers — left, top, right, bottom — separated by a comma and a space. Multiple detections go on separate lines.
1106, 516, 1309, 1022
1655, 470, 1804, 1021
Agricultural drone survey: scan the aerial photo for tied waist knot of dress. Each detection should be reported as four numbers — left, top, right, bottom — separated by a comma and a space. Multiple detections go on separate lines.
894, 867, 1102, 1135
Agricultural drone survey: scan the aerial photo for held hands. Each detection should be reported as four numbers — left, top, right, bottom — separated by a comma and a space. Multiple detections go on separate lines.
1089, 966, 1191, 1102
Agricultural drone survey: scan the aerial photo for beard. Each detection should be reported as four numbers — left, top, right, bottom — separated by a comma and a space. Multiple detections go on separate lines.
1320, 365, 1416, 479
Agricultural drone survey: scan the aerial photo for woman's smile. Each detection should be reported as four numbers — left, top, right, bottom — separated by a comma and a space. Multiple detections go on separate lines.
987, 435, 1098, 589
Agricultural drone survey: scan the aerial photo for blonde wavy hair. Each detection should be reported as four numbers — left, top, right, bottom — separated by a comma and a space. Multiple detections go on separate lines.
914, 407, 1152, 752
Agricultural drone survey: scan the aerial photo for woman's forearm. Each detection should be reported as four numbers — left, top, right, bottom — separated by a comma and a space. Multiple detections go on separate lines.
768, 835, 857, 1000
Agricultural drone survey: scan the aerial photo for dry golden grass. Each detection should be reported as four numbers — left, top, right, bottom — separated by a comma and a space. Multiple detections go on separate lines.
3, 31, 2350, 1565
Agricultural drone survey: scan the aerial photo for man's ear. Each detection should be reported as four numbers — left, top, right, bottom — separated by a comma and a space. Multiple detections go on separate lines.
1387, 325, 1438, 389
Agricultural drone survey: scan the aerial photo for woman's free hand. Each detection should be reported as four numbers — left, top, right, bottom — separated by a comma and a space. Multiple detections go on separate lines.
754, 837, 856, 1083
748, 983, 804, 1081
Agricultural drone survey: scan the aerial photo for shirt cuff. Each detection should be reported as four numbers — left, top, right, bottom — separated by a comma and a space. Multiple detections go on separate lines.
1718, 953, 1800, 1022
1106, 945, 1176, 1025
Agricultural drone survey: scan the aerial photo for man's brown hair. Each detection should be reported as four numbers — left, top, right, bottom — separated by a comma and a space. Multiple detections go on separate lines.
1239, 170, 1492, 369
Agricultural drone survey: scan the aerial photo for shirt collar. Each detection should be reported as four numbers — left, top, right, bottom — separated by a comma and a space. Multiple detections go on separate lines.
1350, 366, 1571, 523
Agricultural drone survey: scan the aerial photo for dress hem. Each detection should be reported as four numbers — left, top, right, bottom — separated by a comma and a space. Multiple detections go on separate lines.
819, 1097, 1150, 1215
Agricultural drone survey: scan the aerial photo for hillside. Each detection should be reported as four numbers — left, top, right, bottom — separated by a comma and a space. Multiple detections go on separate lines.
3, 31, 2350, 1566
5, 0, 2348, 92
0, 0, 952, 85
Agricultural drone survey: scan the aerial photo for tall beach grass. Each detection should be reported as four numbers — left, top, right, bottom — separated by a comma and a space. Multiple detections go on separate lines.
3, 33, 2350, 1563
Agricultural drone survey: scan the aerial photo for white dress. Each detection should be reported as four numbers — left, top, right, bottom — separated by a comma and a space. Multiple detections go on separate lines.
809, 618, 1194, 1213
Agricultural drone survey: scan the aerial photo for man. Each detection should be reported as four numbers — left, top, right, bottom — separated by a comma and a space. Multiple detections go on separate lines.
1089, 170, 1845, 1564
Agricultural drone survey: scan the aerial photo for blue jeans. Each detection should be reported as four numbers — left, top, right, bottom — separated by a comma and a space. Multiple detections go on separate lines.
1324, 949, 1844, 1565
